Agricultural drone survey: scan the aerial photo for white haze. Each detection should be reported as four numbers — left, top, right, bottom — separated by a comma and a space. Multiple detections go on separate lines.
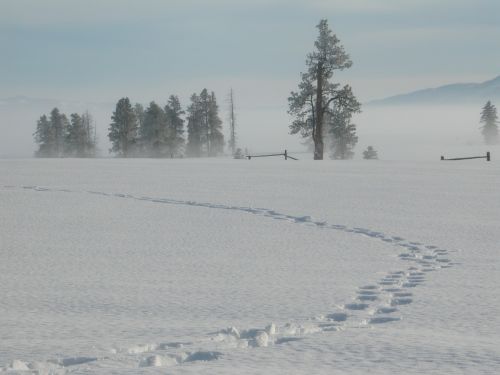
1, 100, 497, 160
356, 105, 499, 161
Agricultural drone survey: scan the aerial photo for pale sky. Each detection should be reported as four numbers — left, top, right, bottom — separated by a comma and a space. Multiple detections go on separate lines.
2, 0, 499, 106
1, 0, 500, 157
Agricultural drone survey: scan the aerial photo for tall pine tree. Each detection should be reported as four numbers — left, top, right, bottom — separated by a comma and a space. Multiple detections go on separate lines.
186, 90, 224, 157
288, 19, 357, 160
199, 89, 211, 155
207, 92, 224, 156
81, 111, 97, 157
140, 101, 169, 157
165, 95, 185, 157
186, 93, 203, 157
227, 88, 237, 155
66, 113, 85, 157
49, 108, 69, 157
108, 98, 138, 157
33, 114, 55, 157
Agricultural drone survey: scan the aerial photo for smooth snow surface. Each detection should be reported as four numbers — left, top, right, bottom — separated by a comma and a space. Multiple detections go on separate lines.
1, 158, 499, 374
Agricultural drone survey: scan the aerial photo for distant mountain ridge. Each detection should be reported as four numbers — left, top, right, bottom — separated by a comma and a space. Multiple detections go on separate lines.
367, 75, 500, 106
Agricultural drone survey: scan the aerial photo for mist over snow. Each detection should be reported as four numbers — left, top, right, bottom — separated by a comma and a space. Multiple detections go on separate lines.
356, 104, 500, 161
1, 97, 498, 160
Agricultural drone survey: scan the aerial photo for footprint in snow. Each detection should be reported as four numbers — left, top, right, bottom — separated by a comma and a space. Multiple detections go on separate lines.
326, 312, 348, 322
369, 316, 401, 324
357, 294, 378, 302
393, 292, 413, 297
376, 306, 398, 314
344, 303, 370, 311
359, 285, 379, 290
390, 297, 413, 306
357, 290, 379, 296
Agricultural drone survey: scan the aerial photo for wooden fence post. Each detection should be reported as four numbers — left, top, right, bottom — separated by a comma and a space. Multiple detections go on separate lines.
486, 151, 491, 161
284, 149, 288, 160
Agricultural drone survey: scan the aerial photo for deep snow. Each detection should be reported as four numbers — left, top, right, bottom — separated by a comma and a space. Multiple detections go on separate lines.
1, 158, 499, 374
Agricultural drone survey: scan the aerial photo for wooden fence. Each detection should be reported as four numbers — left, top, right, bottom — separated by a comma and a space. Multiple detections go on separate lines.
441, 151, 490, 161
246, 150, 298, 160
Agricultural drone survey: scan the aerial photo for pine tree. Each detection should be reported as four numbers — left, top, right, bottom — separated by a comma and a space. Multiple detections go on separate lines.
34, 109, 96, 158
133, 103, 146, 155
165, 95, 185, 157
480, 101, 498, 145
199, 89, 211, 155
66, 113, 85, 156
81, 111, 97, 157
330, 122, 358, 159
33, 114, 55, 157
228, 88, 236, 155
208, 92, 224, 156
185, 89, 224, 157
49, 108, 68, 157
134, 103, 145, 129
108, 98, 138, 157
328, 85, 361, 159
186, 93, 203, 157
363, 146, 378, 160
288, 19, 357, 160
65, 112, 96, 157
140, 101, 169, 157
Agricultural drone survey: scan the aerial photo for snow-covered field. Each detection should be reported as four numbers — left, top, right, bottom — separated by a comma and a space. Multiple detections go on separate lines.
1, 158, 499, 374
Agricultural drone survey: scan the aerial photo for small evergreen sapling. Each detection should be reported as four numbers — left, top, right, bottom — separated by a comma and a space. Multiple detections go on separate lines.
363, 146, 378, 160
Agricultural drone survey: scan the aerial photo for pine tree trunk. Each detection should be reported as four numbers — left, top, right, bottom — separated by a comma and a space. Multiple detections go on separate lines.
314, 63, 324, 160
314, 140, 324, 160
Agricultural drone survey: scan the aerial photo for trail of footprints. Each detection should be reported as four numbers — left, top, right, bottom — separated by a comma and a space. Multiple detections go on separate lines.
1, 185, 456, 372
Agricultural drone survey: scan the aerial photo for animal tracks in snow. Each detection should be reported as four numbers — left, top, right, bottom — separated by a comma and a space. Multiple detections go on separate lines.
1, 185, 456, 372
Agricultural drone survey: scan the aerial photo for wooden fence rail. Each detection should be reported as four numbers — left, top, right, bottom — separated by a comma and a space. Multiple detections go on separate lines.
441, 151, 490, 161
246, 150, 298, 160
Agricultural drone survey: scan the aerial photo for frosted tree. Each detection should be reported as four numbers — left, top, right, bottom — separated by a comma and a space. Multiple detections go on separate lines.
33, 114, 55, 157
49, 108, 69, 157
198, 89, 211, 155
186, 89, 224, 157
227, 88, 237, 155
363, 146, 378, 160
288, 19, 357, 160
81, 111, 97, 157
165, 95, 185, 157
480, 101, 498, 145
108, 97, 138, 157
134, 103, 145, 134
34, 108, 96, 158
186, 93, 203, 157
208, 91, 224, 156
328, 85, 361, 159
140, 101, 169, 157
65, 112, 96, 157
66, 113, 85, 156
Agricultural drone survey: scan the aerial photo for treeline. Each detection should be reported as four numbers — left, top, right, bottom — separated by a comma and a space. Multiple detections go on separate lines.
108, 89, 224, 158
34, 88, 228, 158
33, 108, 97, 157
